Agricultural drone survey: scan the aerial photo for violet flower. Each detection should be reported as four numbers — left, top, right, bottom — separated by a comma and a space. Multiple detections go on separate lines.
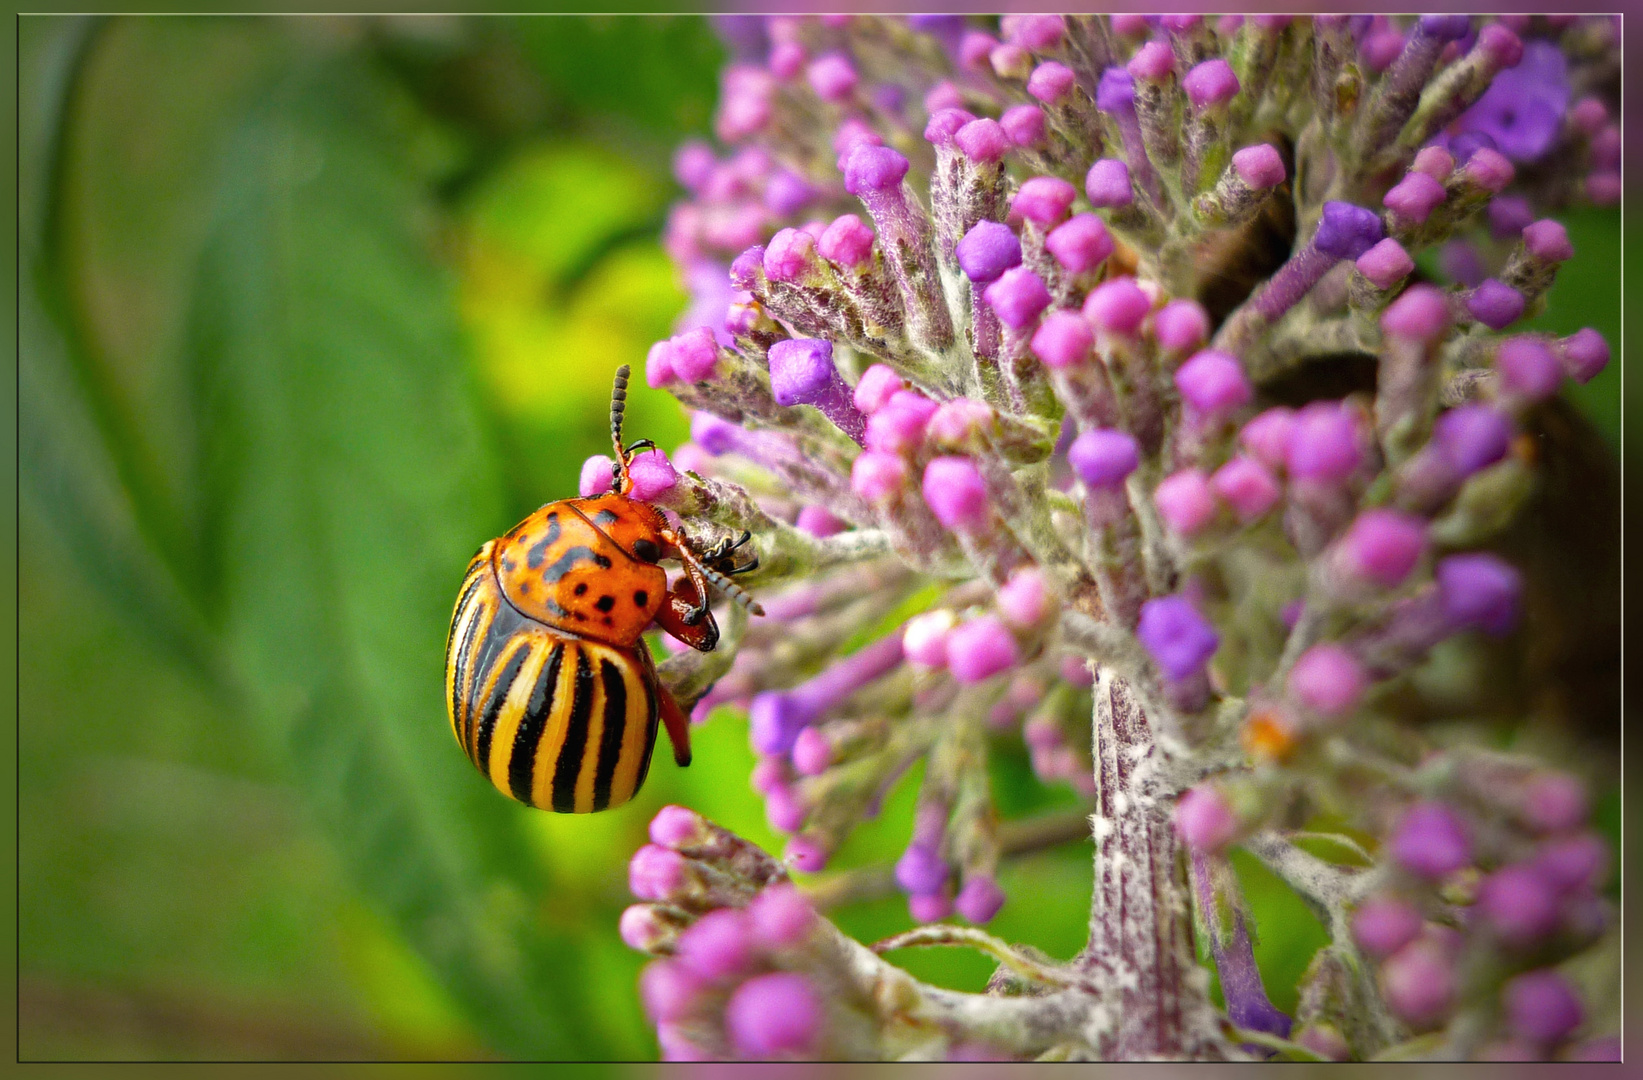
609, 15, 1618, 1063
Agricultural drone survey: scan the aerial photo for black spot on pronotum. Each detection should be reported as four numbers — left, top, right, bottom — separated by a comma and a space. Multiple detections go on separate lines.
593, 508, 619, 526
634, 591, 649, 607
595, 595, 616, 613
575, 583, 588, 596
632, 538, 660, 563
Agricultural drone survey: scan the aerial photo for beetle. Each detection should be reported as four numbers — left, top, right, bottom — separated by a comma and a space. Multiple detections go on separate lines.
444, 364, 761, 813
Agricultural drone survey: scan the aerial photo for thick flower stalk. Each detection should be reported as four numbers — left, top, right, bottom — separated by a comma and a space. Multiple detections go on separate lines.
617, 14, 1617, 1061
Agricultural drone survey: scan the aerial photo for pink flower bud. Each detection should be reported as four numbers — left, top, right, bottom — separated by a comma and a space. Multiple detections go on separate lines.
580, 455, 615, 497
1154, 469, 1219, 536
1287, 643, 1368, 717
946, 615, 1021, 683
1174, 785, 1239, 852
997, 567, 1049, 629
1210, 457, 1281, 523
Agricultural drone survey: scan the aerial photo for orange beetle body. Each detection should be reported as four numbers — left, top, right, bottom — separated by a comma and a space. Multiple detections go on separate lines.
445, 366, 760, 813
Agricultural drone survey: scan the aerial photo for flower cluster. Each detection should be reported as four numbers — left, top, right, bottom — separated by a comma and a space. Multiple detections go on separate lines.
609, 14, 1617, 1061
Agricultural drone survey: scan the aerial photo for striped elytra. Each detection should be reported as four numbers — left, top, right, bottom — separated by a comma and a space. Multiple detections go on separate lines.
446, 541, 661, 813
442, 363, 764, 814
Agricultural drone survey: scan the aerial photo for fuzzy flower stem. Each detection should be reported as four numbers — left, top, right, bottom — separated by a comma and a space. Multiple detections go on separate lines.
1079, 670, 1218, 1057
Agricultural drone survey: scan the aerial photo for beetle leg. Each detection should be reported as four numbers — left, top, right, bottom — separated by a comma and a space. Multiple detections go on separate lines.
657, 683, 692, 767
655, 576, 720, 652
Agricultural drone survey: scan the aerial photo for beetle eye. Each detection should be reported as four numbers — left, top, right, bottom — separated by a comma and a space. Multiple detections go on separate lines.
632, 538, 661, 563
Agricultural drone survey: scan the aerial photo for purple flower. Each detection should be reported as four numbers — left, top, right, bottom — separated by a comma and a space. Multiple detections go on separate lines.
676, 907, 755, 980
1069, 429, 1140, 488
1182, 59, 1239, 109
1436, 552, 1522, 636
1210, 457, 1280, 523
1466, 279, 1527, 330
1173, 785, 1238, 852
1288, 644, 1368, 717
1503, 970, 1584, 1047
1137, 595, 1219, 681
1390, 801, 1472, 880
1352, 896, 1423, 958
955, 220, 1022, 284
1012, 176, 1078, 228
984, 267, 1052, 329
1477, 864, 1560, 947
1031, 310, 1094, 369
1084, 158, 1134, 207
1083, 277, 1151, 335
956, 875, 1007, 924
1314, 201, 1384, 260
1380, 939, 1456, 1029
1174, 350, 1252, 417
1495, 337, 1563, 402
1154, 299, 1210, 352
726, 972, 824, 1057
1337, 509, 1426, 588
922, 457, 990, 532
1154, 469, 1219, 536
895, 842, 949, 895
1433, 404, 1513, 477
1454, 41, 1572, 163
1286, 403, 1361, 483
640, 959, 704, 1023
946, 615, 1021, 684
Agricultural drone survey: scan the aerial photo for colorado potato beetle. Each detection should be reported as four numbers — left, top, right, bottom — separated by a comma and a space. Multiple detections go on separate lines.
445, 365, 761, 813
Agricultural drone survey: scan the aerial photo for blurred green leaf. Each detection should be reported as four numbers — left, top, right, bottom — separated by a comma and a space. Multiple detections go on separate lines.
176, 57, 605, 1058
507, 15, 724, 143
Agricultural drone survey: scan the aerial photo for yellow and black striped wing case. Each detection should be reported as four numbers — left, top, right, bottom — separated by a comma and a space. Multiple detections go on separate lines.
445, 545, 661, 813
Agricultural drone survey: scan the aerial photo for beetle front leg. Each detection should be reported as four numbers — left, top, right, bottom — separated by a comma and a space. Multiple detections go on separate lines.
655, 576, 720, 652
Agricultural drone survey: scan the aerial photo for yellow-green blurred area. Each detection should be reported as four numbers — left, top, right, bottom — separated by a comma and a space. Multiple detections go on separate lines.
17, 14, 1624, 1064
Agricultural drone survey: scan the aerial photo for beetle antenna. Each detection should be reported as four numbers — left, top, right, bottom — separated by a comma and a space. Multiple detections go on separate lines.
701, 564, 764, 616
610, 364, 633, 493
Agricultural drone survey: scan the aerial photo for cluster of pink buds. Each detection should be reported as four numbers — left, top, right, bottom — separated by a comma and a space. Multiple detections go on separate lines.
609, 14, 1617, 1061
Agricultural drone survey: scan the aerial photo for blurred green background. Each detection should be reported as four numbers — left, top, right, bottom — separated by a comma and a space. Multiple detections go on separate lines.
17, 14, 1622, 1062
